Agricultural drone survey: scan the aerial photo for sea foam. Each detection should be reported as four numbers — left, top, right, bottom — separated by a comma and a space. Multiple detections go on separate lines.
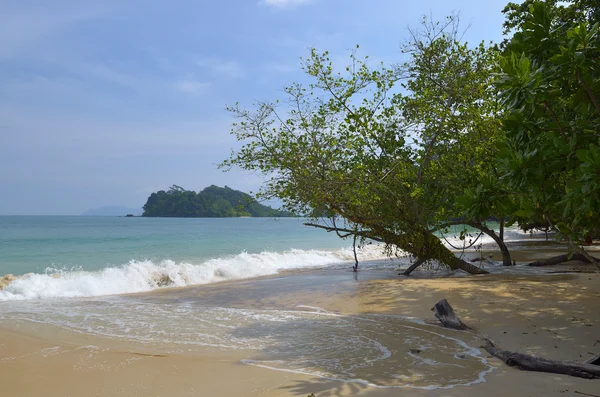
440, 227, 544, 251
0, 245, 387, 301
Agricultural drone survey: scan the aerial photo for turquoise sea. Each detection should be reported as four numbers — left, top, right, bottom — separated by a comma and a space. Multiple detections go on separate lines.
0, 216, 535, 388
0, 216, 387, 300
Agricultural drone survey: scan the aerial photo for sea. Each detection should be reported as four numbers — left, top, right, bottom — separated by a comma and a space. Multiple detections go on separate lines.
0, 216, 537, 389
0, 216, 392, 300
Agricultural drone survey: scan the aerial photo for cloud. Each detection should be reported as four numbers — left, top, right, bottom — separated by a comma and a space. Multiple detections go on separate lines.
173, 79, 211, 94
196, 57, 244, 79
261, 0, 314, 7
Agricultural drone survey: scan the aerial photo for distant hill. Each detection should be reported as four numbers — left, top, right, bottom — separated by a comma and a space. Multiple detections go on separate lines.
142, 185, 295, 218
81, 206, 143, 216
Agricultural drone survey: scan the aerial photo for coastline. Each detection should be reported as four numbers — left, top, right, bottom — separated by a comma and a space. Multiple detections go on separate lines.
1, 252, 599, 396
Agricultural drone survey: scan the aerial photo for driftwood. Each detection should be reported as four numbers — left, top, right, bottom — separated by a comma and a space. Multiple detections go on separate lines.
482, 340, 600, 379
431, 299, 600, 379
528, 253, 600, 267
585, 355, 600, 366
431, 299, 470, 330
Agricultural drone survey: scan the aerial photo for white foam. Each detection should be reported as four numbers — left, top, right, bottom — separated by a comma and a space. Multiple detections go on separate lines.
239, 311, 494, 390
1, 300, 494, 388
439, 226, 546, 251
0, 245, 387, 301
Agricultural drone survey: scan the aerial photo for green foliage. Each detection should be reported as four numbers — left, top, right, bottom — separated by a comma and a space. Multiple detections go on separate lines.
142, 185, 294, 218
502, 0, 600, 36
495, 1, 600, 243
221, 17, 501, 269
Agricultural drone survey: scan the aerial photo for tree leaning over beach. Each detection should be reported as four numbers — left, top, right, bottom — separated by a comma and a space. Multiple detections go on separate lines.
221, 16, 510, 274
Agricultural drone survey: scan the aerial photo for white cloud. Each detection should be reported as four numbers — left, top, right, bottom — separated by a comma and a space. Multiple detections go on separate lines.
196, 57, 244, 79
173, 79, 211, 94
261, 0, 314, 7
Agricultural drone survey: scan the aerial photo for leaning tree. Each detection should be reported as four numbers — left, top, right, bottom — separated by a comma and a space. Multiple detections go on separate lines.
222, 18, 510, 274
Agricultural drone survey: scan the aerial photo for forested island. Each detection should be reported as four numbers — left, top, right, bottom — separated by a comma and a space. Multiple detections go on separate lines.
142, 185, 294, 218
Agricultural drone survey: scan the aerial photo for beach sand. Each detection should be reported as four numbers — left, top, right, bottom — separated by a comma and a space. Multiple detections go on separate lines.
1, 261, 599, 396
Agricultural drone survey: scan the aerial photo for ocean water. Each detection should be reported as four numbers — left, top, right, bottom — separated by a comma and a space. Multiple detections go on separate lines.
0, 216, 544, 301
1, 298, 493, 389
0, 216, 391, 300
0, 216, 539, 388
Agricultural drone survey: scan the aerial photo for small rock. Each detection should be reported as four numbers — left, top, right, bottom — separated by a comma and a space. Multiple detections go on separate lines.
410, 349, 422, 354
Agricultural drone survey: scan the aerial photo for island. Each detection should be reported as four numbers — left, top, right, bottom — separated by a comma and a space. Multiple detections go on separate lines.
142, 185, 295, 218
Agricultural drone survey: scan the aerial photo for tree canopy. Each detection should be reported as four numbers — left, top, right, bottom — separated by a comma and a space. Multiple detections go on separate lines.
222, 17, 500, 274
494, 1, 600, 257
142, 185, 294, 218
222, 0, 600, 272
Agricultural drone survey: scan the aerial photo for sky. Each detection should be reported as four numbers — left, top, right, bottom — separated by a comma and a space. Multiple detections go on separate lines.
1, 0, 510, 215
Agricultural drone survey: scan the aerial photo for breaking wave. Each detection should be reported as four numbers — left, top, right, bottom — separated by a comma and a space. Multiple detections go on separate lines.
0, 245, 387, 301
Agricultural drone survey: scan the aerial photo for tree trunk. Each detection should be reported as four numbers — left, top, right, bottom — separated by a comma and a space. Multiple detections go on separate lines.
431, 299, 600, 380
377, 226, 489, 275
448, 256, 489, 274
304, 222, 489, 275
401, 259, 425, 276
528, 253, 600, 267
431, 299, 470, 330
575, 247, 600, 270
352, 234, 359, 272
471, 222, 513, 266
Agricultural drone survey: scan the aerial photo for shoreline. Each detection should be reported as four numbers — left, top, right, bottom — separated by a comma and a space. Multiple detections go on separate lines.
1, 238, 599, 396
2, 231, 597, 301
1, 266, 599, 396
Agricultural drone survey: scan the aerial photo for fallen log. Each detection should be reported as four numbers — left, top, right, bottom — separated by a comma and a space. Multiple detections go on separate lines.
528, 253, 600, 267
482, 340, 600, 379
431, 299, 600, 379
585, 355, 600, 365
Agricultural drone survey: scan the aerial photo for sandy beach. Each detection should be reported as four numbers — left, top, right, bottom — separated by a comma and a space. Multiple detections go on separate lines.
1, 253, 599, 397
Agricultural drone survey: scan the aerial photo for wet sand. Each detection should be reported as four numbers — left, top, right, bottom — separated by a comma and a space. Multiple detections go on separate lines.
1, 261, 599, 396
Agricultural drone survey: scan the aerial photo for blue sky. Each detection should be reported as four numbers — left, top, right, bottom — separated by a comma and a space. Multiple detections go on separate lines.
1, 0, 509, 215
